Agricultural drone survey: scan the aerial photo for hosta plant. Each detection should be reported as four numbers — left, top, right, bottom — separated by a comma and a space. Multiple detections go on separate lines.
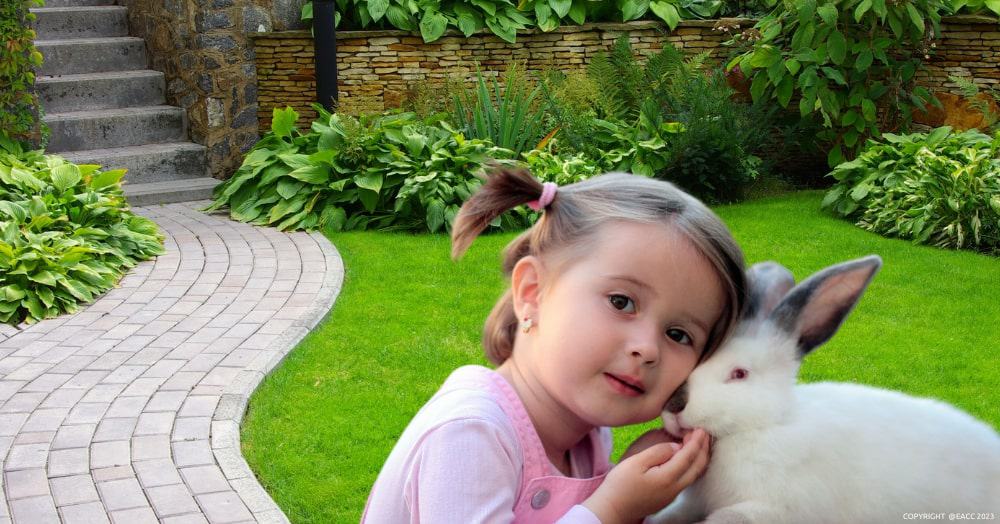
0, 137, 165, 325
823, 126, 1000, 253
207, 106, 522, 233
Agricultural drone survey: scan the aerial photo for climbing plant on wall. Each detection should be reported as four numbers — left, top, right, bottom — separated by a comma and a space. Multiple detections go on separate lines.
0, 0, 46, 145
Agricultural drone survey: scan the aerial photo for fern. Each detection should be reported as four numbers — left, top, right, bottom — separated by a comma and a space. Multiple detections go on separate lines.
948, 74, 1000, 131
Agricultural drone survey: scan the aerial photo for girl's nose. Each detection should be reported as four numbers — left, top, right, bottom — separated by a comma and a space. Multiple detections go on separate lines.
628, 325, 660, 365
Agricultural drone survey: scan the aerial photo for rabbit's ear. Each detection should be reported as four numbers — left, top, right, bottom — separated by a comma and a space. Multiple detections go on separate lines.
767, 256, 882, 358
744, 262, 795, 322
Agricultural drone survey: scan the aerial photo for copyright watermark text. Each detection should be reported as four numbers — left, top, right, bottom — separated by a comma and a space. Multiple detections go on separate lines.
902, 513, 997, 521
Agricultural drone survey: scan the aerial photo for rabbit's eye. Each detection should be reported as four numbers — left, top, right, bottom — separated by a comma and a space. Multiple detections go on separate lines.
729, 368, 749, 381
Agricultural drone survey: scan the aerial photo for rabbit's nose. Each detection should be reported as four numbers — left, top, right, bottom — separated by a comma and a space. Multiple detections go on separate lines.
664, 383, 687, 414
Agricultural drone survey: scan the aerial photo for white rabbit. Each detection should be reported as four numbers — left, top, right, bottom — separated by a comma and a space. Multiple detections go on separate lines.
651, 256, 1000, 524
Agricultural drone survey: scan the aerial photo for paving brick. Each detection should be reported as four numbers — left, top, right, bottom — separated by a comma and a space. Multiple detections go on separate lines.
97, 477, 146, 512
5, 468, 49, 499
134, 458, 183, 488
108, 506, 158, 524
52, 424, 97, 450
59, 501, 111, 523
49, 474, 100, 506
9, 495, 60, 523
91, 441, 130, 469
48, 448, 89, 477
180, 465, 230, 495
147, 483, 200, 517
131, 435, 171, 461
195, 491, 253, 523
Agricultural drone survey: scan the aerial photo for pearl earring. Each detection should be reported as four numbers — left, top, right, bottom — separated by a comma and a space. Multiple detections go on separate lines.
521, 317, 534, 333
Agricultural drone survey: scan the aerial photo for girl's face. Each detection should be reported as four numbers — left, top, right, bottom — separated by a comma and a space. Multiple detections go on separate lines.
517, 221, 726, 428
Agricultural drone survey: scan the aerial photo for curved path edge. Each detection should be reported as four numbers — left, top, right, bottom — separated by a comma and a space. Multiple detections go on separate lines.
0, 201, 344, 524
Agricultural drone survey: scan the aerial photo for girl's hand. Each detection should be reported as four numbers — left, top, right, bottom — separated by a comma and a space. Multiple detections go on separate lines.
583, 429, 711, 524
620, 428, 682, 462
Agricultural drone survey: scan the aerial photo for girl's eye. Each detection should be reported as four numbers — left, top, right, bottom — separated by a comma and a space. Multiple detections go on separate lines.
666, 328, 692, 345
729, 368, 749, 381
609, 294, 635, 312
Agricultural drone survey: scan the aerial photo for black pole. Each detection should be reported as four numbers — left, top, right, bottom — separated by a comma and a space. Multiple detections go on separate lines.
313, 0, 339, 112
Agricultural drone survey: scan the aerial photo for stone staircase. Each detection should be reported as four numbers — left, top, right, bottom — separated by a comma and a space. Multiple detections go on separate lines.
32, 0, 221, 206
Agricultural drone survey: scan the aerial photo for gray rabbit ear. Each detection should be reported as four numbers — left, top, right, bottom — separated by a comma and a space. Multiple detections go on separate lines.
743, 262, 796, 322
768, 256, 882, 358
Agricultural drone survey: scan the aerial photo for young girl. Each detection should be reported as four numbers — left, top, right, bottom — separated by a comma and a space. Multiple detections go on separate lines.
363, 168, 747, 523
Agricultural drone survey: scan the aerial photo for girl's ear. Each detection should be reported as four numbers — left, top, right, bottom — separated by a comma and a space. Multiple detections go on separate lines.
511, 255, 545, 321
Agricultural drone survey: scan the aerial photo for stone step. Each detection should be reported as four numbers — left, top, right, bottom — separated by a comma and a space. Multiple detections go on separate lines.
124, 178, 223, 206
36, 70, 165, 114
43, 0, 116, 6
31, 6, 128, 40
45, 105, 187, 153
57, 143, 208, 185
36, 37, 147, 76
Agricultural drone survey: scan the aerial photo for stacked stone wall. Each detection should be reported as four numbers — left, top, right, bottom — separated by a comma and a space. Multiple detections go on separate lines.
252, 15, 1000, 134
122, 0, 308, 178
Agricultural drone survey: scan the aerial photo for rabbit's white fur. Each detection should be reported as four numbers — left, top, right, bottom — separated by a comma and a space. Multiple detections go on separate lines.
651, 259, 1000, 524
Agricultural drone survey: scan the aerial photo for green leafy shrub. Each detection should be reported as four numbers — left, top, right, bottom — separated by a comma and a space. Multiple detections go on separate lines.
0, 138, 165, 325
207, 106, 523, 233
300, 0, 781, 43
1, 0, 46, 144
823, 126, 1000, 253
729, 0, 949, 167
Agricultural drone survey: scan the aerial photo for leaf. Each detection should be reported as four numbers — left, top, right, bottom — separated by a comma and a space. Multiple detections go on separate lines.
568, 0, 586, 24
620, 0, 649, 21
50, 163, 82, 192
419, 10, 449, 42
855, 48, 873, 72
89, 169, 126, 190
426, 198, 446, 232
271, 107, 299, 139
905, 3, 924, 30
368, 0, 389, 21
827, 31, 847, 65
862, 98, 877, 122
649, 1, 680, 29
817, 3, 838, 26
550, 0, 572, 18
777, 75, 794, 108
386, 4, 416, 30
354, 173, 384, 193
287, 165, 330, 184
821, 66, 847, 86
854, 0, 872, 21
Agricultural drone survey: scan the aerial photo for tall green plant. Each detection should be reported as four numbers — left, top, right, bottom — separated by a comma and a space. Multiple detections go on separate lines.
1, 0, 45, 145
729, 0, 946, 167
450, 63, 548, 155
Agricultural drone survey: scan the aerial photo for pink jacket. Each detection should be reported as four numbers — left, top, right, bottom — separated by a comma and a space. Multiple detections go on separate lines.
362, 365, 613, 523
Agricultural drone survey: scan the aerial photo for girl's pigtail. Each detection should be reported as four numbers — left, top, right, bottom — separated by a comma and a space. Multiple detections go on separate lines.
451, 166, 543, 261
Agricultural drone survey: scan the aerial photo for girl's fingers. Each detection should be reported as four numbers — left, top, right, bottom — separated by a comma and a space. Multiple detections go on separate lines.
646, 430, 703, 479
675, 435, 711, 487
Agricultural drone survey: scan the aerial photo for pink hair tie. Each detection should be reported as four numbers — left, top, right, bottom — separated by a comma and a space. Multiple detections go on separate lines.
528, 182, 558, 211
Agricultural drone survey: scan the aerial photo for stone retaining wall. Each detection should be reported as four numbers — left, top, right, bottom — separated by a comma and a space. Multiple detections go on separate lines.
122, 0, 308, 178
251, 15, 1000, 134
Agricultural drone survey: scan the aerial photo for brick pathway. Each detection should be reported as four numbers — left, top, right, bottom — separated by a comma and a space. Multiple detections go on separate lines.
0, 202, 344, 523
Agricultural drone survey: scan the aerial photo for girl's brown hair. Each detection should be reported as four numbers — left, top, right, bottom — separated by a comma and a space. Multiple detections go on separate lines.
452, 167, 746, 366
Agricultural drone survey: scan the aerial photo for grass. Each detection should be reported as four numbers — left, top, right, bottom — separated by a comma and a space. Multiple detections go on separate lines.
241, 191, 1000, 523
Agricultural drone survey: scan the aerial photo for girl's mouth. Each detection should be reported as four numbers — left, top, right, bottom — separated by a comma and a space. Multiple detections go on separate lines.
604, 373, 644, 396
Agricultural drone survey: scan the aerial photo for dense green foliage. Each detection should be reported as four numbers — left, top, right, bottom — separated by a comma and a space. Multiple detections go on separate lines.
0, 138, 165, 325
729, 0, 946, 167
543, 37, 772, 202
824, 126, 1000, 253
1, 0, 45, 144
301, 0, 778, 43
206, 106, 535, 233
242, 192, 1000, 523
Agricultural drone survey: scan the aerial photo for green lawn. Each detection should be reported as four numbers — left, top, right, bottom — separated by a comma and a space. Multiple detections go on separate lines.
241, 191, 1000, 523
